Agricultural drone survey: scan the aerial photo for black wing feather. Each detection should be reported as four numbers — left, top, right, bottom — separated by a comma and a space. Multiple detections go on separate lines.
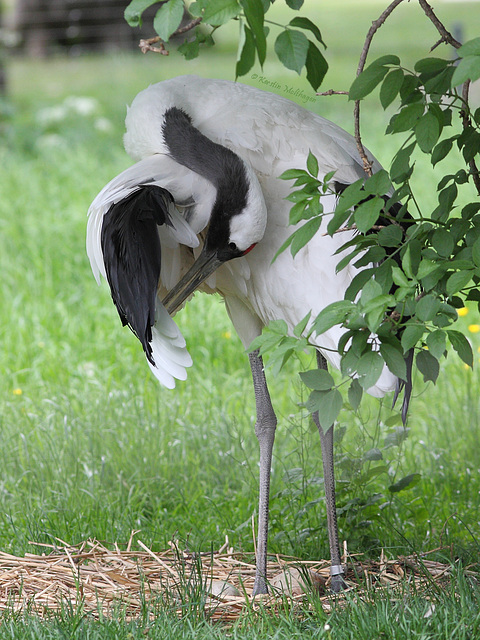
101, 185, 173, 365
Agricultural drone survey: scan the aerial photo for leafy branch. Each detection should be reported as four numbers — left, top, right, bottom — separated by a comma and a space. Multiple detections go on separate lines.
124, 0, 329, 90
253, 10, 480, 427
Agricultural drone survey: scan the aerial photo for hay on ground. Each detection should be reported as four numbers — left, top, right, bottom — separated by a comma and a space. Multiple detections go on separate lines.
0, 535, 460, 621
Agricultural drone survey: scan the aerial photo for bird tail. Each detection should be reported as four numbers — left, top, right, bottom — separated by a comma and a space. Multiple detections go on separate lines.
146, 302, 193, 389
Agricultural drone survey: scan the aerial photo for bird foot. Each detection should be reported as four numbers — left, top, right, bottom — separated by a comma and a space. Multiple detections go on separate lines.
330, 572, 347, 593
252, 575, 269, 596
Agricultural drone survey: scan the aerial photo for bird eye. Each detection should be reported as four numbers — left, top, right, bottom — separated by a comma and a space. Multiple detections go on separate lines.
229, 242, 237, 251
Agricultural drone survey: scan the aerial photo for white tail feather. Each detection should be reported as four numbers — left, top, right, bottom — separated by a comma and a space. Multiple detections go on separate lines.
147, 303, 193, 388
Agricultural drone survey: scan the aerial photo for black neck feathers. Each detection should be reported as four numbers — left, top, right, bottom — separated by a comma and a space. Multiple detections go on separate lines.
161, 107, 249, 256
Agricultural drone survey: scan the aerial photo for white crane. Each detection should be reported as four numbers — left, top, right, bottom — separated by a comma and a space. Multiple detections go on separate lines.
87, 75, 402, 595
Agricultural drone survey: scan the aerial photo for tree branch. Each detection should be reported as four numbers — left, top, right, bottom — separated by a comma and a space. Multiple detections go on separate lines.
139, 17, 203, 55
417, 0, 461, 49
354, 0, 407, 176
316, 90, 349, 97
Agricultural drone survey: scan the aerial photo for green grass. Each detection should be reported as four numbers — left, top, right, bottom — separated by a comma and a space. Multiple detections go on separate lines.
1, 0, 480, 636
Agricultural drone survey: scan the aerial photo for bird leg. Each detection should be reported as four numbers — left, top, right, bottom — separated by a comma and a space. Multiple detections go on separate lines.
249, 349, 277, 596
312, 352, 346, 593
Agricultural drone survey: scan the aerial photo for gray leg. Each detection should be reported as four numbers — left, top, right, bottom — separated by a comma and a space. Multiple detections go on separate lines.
312, 352, 346, 592
249, 349, 277, 596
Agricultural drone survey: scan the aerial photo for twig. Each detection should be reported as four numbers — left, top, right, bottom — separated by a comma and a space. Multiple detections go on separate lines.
354, 0, 407, 176
418, 0, 461, 49
174, 17, 202, 36
139, 17, 203, 55
316, 89, 349, 97
139, 36, 168, 54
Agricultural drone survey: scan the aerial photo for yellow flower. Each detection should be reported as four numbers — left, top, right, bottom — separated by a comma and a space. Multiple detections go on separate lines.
468, 324, 480, 333
12, 388, 22, 396
222, 331, 232, 339
458, 307, 469, 317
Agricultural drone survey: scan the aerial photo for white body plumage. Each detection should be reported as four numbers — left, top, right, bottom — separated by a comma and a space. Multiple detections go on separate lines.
87, 75, 396, 396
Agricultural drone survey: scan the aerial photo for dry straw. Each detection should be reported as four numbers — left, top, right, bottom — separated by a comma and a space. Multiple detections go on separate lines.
0, 534, 457, 622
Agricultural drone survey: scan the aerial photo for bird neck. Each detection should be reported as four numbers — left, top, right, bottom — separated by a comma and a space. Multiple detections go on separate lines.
162, 107, 249, 198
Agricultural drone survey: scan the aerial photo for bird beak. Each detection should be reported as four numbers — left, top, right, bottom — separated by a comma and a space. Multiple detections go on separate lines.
162, 247, 223, 315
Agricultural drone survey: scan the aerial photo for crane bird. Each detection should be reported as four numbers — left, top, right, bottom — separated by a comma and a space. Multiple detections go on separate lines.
87, 75, 403, 595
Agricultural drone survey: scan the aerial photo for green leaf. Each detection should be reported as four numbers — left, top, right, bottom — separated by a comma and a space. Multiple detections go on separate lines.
360, 278, 382, 306
389, 103, 425, 134
290, 217, 321, 257
293, 312, 311, 338
313, 300, 356, 336
431, 228, 454, 257
306, 150, 319, 177
390, 142, 416, 183
458, 37, 480, 58
416, 349, 440, 383
153, 0, 184, 41
370, 54, 401, 67
445, 270, 474, 297
426, 330, 446, 360
349, 65, 389, 101
124, 0, 158, 26
236, 23, 256, 77
364, 447, 382, 461
357, 350, 384, 390
452, 55, 480, 86
401, 324, 425, 351
306, 389, 343, 431
377, 225, 403, 247
269, 319, 288, 334
401, 240, 421, 278
447, 330, 473, 367
202, 0, 241, 25
384, 426, 409, 448
415, 110, 440, 153
289, 16, 325, 46
379, 68, 404, 109
472, 236, 480, 267
416, 294, 441, 322
431, 138, 454, 166
348, 379, 363, 411
354, 197, 384, 233
300, 368, 335, 390
280, 168, 310, 181
274, 29, 309, 74
414, 57, 450, 73
462, 202, 480, 220
364, 169, 392, 196
240, 0, 266, 66
288, 201, 309, 224
389, 473, 421, 493
305, 41, 328, 91
285, 0, 304, 7
434, 183, 458, 221
380, 343, 407, 380
344, 269, 374, 301
391, 266, 410, 288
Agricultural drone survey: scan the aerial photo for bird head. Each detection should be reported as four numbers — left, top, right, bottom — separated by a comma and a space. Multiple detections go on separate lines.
163, 159, 267, 315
